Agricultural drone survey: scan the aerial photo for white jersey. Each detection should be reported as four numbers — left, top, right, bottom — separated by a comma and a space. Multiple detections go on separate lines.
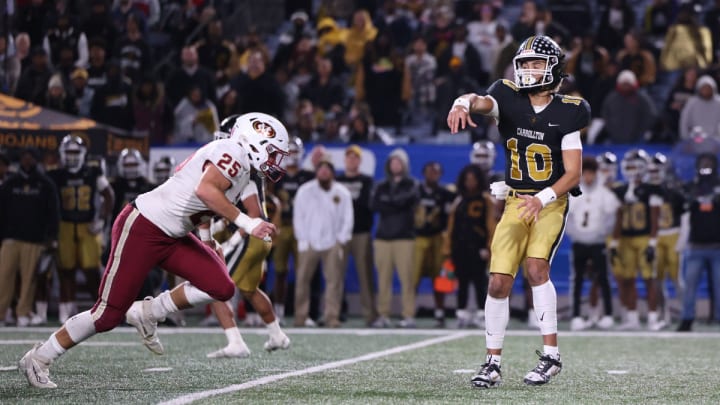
567, 182, 621, 245
136, 139, 256, 237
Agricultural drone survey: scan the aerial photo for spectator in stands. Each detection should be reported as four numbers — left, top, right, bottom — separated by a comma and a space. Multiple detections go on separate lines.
660, 5, 713, 72
195, 19, 237, 84
87, 39, 108, 91
665, 67, 699, 141
676, 153, 720, 331
0, 153, 8, 185
14, 0, 50, 48
316, 17, 348, 76
293, 156, 354, 328
115, 13, 152, 84
293, 100, 321, 142
43, 13, 88, 69
90, 60, 134, 131
274, 11, 316, 72
535, 7, 571, 48
425, 6, 454, 59
345, 112, 376, 143
0, 36, 21, 95
172, 85, 218, 144
600, 70, 657, 143
280, 35, 316, 87
14, 33, 31, 73
373, 0, 415, 51
54, 46, 78, 85
113, 0, 161, 29
414, 162, 455, 327
111, 0, 148, 37
643, 0, 674, 55
232, 50, 285, 118
0, 148, 60, 327
437, 24, 485, 87
344, 9, 378, 71
371, 148, 419, 328
616, 31, 657, 87
300, 57, 345, 116
566, 32, 610, 102
706, 0, 720, 63
435, 57, 479, 135
336, 145, 377, 326
165, 45, 216, 108
596, 0, 636, 54
679, 75, 720, 140
84, 0, 118, 53
235, 28, 272, 74
43, 74, 77, 115
70, 68, 94, 118
566, 157, 619, 331
511, 1, 538, 44
355, 31, 408, 130
491, 23, 517, 82
274, 66, 300, 126
134, 75, 172, 145
404, 36, 437, 125
467, 3, 499, 81
14, 47, 52, 105
216, 89, 241, 120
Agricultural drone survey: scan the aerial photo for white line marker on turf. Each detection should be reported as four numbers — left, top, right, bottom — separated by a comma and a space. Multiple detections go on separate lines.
144, 367, 173, 373
607, 370, 629, 375
452, 369, 476, 374
158, 332, 470, 405
0, 340, 138, 347
0, 366, 18, 371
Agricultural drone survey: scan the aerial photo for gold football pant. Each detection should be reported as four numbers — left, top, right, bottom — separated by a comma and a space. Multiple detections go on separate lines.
227, 236, 272, 293
413, 234, 444, 287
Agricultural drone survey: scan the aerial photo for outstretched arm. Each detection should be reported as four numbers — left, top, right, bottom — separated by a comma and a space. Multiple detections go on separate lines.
447, 93, 496, 133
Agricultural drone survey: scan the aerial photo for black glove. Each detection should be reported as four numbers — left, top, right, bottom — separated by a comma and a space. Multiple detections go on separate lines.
609, 247, 619, 263
645, 245, 656, 263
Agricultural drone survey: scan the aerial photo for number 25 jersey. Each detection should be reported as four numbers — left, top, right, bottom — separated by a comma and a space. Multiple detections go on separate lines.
487, 79, 590, 190
135, 139, 256, 238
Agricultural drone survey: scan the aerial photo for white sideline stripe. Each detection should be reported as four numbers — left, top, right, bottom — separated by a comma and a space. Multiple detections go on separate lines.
0, 340, 138, 347
158, 332, 470, 405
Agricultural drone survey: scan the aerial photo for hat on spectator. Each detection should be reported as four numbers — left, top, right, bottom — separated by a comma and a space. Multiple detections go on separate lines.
345, 144, 362, 158
48, 74, 63, 90
291, 10, 309, 23
71, 68, 88, 80
315, 153, 335, 172
616, 70, 638, 87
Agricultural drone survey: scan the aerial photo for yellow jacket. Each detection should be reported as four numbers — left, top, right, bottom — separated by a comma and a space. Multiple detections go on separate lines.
660, 24, 713, 71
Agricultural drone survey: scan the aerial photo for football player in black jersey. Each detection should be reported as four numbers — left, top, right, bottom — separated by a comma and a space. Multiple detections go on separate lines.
448, 35, 589, 388
47, 135, 115, 323
112, 149, 154, 218
609, 149, 665, 331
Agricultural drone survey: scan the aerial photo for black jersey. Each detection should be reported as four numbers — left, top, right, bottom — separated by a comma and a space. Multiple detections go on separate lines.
111, 177, 154, 219
487, 79, 590, 190
336, 173, 375, 234
275, 169, 314, 226
658, 185, 684, 230
612, 183, 663, 237
451, 194, 492, 252
48, 165, 104, 223
415, 183, 455, 236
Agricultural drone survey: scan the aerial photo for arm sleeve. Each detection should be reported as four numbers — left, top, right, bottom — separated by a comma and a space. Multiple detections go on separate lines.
75, 33, 88, 68
338, 188, 354, 244
96, 175, 110, 191
561, 131, 582, 150
486, 79, 512, 123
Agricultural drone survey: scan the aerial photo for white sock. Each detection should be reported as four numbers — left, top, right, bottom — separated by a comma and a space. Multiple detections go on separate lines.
484, 296, 509, 350
151, 290, 178, 321
65, 311, 96, 343
456, 309, 470, 320
224, 327, 244, 346
648, 311, 659, 323
274, 303, 285, 319
543, 345, 560, 359
475, 309, 485, 320
182, 282, 214, 306
486, 353, 501, 366
36, 301, 48, 320
434, 308, 444, 319
266, 319, 283, 339
532, 281, 558, 335
36, 333, 66, 362
626, 310, 639, 323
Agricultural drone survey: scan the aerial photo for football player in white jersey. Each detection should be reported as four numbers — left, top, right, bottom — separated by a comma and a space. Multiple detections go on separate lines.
18, 113, 289, 389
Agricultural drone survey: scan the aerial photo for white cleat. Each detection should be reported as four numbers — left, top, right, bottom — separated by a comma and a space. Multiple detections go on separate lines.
206, 343, 251, 358
264, 332, 291, 352
596, 315, 615, 330
648, 319, 667, 331
18, 343, 57, 389
617, 320, 641, 331
570, 317, 590, 331
524, 350, 562, 386
126, 297, 164, 355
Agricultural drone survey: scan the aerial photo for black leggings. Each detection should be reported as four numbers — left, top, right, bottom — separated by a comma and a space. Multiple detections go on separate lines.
571, 243, 612, 317
453, 250, 488, 310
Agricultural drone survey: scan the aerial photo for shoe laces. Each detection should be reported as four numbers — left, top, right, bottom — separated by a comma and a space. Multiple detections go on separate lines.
532, 350, 560, 375
477, 361, 500, 376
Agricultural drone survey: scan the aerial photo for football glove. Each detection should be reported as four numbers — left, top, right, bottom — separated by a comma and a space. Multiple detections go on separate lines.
490, 181, 509, 200
645, 246, 656, 263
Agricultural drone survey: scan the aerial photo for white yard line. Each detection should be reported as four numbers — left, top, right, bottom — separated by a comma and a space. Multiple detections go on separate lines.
0, 340, 138, 346
157, 332, 470, 405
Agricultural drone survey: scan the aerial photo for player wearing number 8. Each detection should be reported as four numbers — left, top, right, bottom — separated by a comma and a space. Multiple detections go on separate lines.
447, 35, 589, 388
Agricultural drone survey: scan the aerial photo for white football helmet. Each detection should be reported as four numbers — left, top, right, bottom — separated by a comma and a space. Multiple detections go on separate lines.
117, 148, 146, 179
153, 156, 175, 184
621, 149, 650, 183
214, 114, 241, 141
596, 151, 618, 184
59, 134, 87, 173
469, 141, 496, 171
284, 136, 304, 169
230, 112, 289, 183
645, 152, 667, 185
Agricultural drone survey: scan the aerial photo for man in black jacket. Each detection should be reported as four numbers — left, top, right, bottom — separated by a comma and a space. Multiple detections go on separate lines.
0, 149, 60, 327
371, 148, 419, 328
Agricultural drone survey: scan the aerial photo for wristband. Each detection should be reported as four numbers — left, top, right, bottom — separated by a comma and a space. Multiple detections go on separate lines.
198, 228, 211, 242
233, 212, 263, 233
648, 238, 658, 248
535, 187, 557, 207
452, 97, 470, 111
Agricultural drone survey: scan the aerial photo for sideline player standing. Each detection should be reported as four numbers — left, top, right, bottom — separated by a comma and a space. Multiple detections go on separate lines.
447, 35, 589, 387
18, 112, 289, 388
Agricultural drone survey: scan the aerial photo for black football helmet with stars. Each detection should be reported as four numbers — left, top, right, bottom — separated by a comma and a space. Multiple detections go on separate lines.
513, 35, 567, 93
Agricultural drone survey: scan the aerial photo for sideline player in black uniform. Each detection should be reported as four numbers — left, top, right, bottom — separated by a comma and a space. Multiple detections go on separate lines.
47, 135, 115, 323
448, 35, 588, 388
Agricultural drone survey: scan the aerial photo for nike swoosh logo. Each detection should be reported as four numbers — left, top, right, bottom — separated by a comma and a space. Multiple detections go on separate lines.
548, 123, 560, 127
486, 331, 493, 336
540, 312, 546, 321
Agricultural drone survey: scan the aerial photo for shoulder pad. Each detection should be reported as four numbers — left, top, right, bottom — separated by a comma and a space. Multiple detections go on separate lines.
500, 79, 519, 92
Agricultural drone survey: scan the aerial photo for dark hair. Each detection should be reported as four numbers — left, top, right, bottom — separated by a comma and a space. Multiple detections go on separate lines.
583, 156, 599, 172
456, 164, 488, 197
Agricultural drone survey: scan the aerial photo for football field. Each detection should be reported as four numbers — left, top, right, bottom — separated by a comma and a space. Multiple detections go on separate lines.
2, 322, 720, 404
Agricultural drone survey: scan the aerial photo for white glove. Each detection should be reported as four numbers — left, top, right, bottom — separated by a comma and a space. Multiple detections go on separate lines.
88, 219, 105, 235
490, 181, 510, 200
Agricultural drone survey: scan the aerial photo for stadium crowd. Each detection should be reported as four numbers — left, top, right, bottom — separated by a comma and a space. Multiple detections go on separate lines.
1, 0, 720, 334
